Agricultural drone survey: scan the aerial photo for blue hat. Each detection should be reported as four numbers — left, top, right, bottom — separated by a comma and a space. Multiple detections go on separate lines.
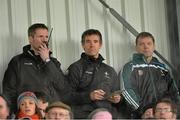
17, 91, 38, 109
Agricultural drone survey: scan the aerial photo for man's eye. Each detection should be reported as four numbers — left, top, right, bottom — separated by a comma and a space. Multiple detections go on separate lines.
21, 103, 24, 106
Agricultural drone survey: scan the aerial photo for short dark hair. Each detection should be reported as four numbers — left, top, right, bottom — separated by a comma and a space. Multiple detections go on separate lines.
81, 29, 102, 45
34, 91, 49, 103
141, 103, 154, 116
28, 23, 48, 37
153, 98, 177, 114
136, 32, 155, 45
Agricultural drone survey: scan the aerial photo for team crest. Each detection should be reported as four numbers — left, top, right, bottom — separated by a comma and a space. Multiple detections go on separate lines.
138, 70, 143, 76
160, 70, 165, 76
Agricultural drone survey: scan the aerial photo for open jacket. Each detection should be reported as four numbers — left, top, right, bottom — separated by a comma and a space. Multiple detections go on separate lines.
120, 53, 179, 113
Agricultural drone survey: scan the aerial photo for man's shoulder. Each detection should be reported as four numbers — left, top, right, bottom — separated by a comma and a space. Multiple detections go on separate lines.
121, 54, 134, 68
68, 59, 82, 68
100, 62, 117, 73
50, 56, 60, 62
123, 60, 133, 68
120, 61, 134, 75
151, 57, 168, 71
9, 53, 24, 62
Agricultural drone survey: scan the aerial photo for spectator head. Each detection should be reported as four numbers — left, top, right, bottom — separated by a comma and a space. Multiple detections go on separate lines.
28, 23, 48, 37
34, 92, 49, 118
81, 29, 103, 58
141, 103, 154, 119
135, 32, 155, 45
45, 101, 73, 120
0, 94, 10, 119
27, 23, 49, 55
81, 29, 102, 45
88, 108, 112, 120
17, 91, 40, 116
153, 98, 177, 120
135, 32, 155, 58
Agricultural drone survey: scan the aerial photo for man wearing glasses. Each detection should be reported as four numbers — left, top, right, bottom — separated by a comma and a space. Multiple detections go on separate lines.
154, 98, 177, 120
45, 101, 73, 120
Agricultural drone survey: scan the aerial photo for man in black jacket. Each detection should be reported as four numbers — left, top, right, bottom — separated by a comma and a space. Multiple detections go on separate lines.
67, 29, 121, 118
3, 23, 66, 113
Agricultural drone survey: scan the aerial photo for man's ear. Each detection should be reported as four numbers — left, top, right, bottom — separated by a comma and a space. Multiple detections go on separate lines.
135, 45, 138, 52
28, 36, 33, 44
81, 44, 85, 51
100, 42, 102, 48
153, 43, 156, 51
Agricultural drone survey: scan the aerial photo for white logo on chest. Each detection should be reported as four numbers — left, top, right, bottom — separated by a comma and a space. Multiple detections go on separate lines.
104, 72, 110, 78
24, 62, 33, 65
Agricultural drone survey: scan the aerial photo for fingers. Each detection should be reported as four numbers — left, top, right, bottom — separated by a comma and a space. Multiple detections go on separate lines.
94, 89, 105, 95
38, 44, 50, 61
39, 43, 48, 49
114, 95, 121, 102
93, 93, 104, 100
90, 90, 121, 103
109, 94, 121, 103
90, 89, 106, 101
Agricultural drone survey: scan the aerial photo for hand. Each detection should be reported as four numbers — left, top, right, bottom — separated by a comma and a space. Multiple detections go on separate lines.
38, 101, 48, 117
141, 108, 153, 119
108, 94, 121, 103
38, 101, 48, 110
90, 89, 105, 101
38, 43, 50, 61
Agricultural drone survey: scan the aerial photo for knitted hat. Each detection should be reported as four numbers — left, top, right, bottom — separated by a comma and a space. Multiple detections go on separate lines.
17, 91, 38, 109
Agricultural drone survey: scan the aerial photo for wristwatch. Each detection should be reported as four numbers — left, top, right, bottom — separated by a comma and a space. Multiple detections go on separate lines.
45, 58, 50, 63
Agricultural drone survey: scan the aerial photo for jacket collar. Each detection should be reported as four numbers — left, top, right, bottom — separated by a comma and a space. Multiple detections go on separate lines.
23, 44, 31, 53
23, 44, 52, 57
132, 53, 159, 64
81, 52, 104, 63
132, 53, 166, 70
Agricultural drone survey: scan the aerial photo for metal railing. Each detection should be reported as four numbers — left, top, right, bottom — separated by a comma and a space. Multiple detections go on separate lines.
98, 0, 177, 73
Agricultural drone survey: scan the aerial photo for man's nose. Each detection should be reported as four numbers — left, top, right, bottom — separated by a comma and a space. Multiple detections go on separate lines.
42, 37, 48, 44
159, 110, 166, 114
144, 44, 149, 49
90, 42, 95, 47
42, 36, 48, 41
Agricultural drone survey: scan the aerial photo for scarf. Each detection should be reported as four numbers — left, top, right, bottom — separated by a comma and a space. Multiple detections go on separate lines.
17, 111, 40, 120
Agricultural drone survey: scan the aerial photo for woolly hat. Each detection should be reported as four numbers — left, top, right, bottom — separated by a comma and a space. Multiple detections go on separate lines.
17, 91, 38, 109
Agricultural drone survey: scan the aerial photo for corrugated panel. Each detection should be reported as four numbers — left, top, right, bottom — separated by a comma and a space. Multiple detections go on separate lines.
0, 0, 170, 92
